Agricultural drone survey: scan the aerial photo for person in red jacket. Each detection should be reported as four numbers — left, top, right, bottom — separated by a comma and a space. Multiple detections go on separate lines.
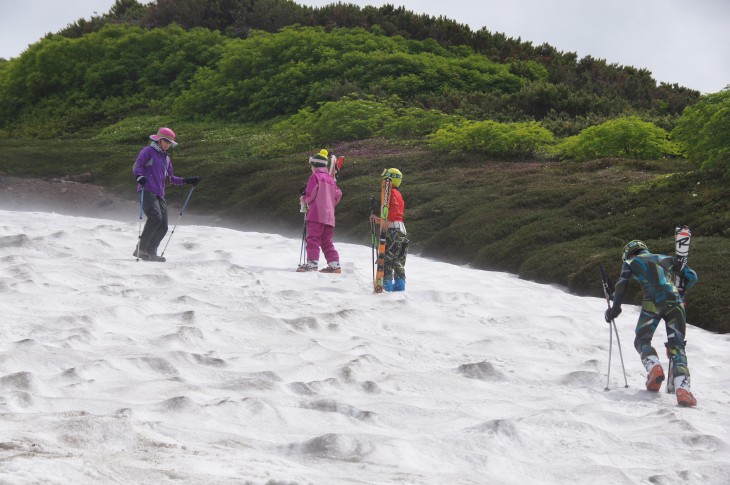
369, 168, 409, 291
297, 149, 342, 273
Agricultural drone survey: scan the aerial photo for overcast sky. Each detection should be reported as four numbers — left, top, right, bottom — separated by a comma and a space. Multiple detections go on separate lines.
1, 0, 727, 94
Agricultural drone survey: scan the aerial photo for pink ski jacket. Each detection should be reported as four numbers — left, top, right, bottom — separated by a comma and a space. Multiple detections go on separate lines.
302, 167, 342, 226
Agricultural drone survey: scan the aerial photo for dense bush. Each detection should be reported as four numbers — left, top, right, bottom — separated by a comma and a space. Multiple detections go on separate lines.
556, 116, 680, 161
2, 0, 701, 137
270, 98, 397, 148
672, 89, 730, 174
118, 0, 702, 120
173, 26, 523, 122
0, 24, 228, 136
1, 3, 704, 138
428, 119, 555, 157
380, 106, 454, 138
264, 98, 457, 153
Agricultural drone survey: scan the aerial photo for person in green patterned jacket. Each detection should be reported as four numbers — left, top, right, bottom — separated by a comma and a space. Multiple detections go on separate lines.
605, 240, 698, 407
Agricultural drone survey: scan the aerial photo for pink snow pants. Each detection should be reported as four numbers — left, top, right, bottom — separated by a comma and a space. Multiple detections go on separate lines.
305, 221, 339, 264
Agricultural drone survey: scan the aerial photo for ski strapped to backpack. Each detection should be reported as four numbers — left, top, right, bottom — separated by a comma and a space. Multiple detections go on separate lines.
374, 177, 392, 293
667, 225, 691, 394
329, 154, 344, 181
673, 225, 691, 291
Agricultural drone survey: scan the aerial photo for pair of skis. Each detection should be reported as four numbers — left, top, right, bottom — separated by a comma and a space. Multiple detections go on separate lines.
600, 225, 692, 391
329, 154, 344, 180
673, 226, 691, 291
667, 225, 691, 394
373, 178, 392, 293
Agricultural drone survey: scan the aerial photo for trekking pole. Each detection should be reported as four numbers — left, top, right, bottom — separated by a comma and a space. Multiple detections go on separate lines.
135, 189, 144, 262
600, 265, 629, 390
605, 318, 614, 391
298, 214, 307, 268
161, 186, 196, 257
611, 318, 629, 388
369, 196, 377, 286
298, 188, 308, 268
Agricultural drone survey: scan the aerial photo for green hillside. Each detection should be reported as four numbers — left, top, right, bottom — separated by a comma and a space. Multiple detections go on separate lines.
0, 0, 728, 332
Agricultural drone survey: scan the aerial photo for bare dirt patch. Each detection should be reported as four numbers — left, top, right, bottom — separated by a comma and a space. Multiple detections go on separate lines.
0, 175, 238, 231
0, 176, 138, 222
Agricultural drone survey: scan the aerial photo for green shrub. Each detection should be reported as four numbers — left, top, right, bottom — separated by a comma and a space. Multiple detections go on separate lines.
313, 98, 396, 142
672, 89, 730, 174
509, 60, 549, 82
271, 98, 396, 147
174, 26, 522, 122
427, 119, 555, 157
379, 107, 453, 138
556, 116, 680, 161
0, 24, 228, 135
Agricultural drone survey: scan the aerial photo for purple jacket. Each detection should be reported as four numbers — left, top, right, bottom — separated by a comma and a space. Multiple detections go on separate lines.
132, 144, 184, 198
302, 167, 342, 226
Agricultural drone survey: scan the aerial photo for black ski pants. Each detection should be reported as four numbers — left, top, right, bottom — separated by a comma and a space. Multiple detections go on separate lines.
140, 191, 168, 255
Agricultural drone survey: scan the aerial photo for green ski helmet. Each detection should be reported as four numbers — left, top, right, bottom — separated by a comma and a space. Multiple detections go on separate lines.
622, 240, 649, 261
381, 168, 403, 187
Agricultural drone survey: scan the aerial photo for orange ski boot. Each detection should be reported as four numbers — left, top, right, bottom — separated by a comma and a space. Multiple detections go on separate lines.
675, 376, 697, 407
645, 364, 665, 392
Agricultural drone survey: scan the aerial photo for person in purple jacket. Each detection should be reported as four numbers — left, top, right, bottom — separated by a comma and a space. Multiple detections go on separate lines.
297, 149, 342, 273
132, 127, 199, 262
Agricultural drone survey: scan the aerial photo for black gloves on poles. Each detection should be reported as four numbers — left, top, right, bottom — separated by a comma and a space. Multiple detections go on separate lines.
136, 176, 146, 186
605, 306, 621, 323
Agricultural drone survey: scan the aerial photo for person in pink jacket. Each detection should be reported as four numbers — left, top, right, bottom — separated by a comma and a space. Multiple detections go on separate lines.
297, 149, 342, 273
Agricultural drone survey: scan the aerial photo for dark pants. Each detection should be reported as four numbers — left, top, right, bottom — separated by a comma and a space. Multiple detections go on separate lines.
140, 191, 168, 255
634, 299, 689, 379
384, 229, 409, 281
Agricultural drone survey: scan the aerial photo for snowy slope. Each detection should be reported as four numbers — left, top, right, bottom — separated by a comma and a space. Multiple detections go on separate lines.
1, 209, 729, 484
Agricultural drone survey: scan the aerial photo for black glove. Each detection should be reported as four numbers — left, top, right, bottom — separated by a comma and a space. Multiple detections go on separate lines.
136, 176, 146, 186
604, 306, 621, 323
300, 185, 307, 196
185, 176, 201, 186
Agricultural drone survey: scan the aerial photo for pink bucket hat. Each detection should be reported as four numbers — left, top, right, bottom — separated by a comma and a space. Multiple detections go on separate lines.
149, 127, 178, 147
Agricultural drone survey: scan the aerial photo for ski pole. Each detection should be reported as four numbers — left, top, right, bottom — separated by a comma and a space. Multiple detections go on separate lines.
606, 319, 614, 391
161, 186, 196, 257
298, 187, 308, 268
369, 196, 377, 286
611, 319, 629, 388
299, 214, 307, 268
600, 265, 629, 390
135, 189, 144, 262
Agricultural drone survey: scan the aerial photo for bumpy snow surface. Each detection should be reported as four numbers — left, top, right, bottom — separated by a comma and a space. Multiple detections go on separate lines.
1, 209, 729, 484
